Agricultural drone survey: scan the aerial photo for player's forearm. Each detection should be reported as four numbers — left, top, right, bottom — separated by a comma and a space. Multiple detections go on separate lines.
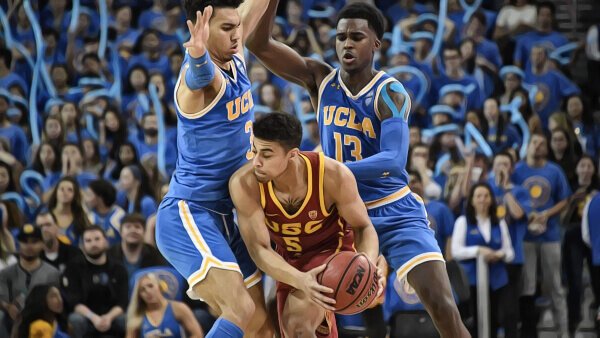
345, 118, 408, 180
246, 0, 279, 51
352, 226, 379, 264
249, 245, 305, 289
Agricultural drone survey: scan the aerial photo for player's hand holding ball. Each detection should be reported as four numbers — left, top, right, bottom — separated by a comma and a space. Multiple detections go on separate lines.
297, 264, 337, 311
183, 6, 213, 58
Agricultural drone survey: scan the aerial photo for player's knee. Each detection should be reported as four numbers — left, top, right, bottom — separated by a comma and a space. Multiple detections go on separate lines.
417, 283, 458, 320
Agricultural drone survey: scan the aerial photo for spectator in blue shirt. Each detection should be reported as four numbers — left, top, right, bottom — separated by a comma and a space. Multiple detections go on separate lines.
481, 98, 521, 154
0, 49, 28, 97
31, 142, 61, 180
116, 165, 156, 220
85, 179, 126, 247
0, 91, 29, 165
129, 29, 171, 81
525, 45, 580, 127
464, 11, 503, 72
514, 1, 569, 70
435, 46, 484, 111
512, 132, 571, 336
488, 151, 531, 338
49, 176, 93, 246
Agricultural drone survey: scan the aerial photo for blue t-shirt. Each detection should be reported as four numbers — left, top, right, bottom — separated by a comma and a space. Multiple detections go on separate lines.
116, 190, 157, 219
476, 39, 503, 69
0, 73, 28, 96
89, 206, 126, 246
512, 161, 572, 242
433, 73, 484, 113
425, 200, 455, 255
488, 178, 531, 264
514, 30, 569, 70
525, 69, 580, 127
486, 123, 522, 154
0, 124, 29, 164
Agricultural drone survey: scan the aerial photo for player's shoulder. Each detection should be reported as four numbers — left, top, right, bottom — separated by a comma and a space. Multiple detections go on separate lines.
376, 79, 411, 121
230, 162, 259, 193
322, 155, 353, 184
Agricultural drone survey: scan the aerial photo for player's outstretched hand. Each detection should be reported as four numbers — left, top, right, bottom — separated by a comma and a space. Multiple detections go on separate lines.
183, 6, 213, 58
299, 264, 336, 311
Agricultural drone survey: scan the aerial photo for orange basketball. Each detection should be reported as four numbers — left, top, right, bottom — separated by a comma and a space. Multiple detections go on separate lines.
317, 251, 379, 315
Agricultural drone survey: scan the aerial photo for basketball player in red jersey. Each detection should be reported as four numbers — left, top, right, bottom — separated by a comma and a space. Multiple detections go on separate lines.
229, 112, 383, 337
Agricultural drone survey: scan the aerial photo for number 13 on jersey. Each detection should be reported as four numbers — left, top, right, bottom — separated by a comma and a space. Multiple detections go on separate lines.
333, 132, 363, 162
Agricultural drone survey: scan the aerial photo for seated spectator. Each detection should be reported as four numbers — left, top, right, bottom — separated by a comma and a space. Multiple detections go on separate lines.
31, 142, 61, 180
525, 45, 580, 127
126, 272, 203, 338
86, 179, 126, 246
299, 115, 320, 151
451, 183, 514, 338
488, 151, 531, 338
17, 284, 68, 338
104, 142, 141, 183
122, 65, 151, 120
513, 1, 569, 70
108, 213, 166, 279
0, 161, 19, 195
129, 29, 171, 82
58, 102, 88, 145
62, 226, 128, 338
0, 90, 29, 165
0, 49, 28, 97
131, 113, 177, 175
0, 225, 60, 336
49, 176, 92, 245
35, 209, 84, 273
117, 165, 157, 220
41, 115, 66, 151
463, 11, 502, 72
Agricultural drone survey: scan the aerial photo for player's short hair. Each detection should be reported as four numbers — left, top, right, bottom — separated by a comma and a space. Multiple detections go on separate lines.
253, 112, 302, 151
336, 2, 386, 40
184, 0, 245, 22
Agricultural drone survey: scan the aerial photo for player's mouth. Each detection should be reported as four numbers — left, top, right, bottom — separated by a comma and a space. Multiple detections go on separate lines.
342, 52, 356, 64
231, 44, 238, 52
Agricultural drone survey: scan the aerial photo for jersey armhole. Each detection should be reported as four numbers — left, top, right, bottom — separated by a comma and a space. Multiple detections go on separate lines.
315, 69, 337, 123
317, 152, 331, 217
174, 63, 227, 120
373, 78, 405, 121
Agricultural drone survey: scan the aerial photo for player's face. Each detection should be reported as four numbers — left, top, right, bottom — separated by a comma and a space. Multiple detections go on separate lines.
208, 8, 241, 62
335, 18, 380, 73
252, 138, 294, 183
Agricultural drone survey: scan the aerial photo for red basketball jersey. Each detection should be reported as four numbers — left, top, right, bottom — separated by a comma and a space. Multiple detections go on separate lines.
259, 152, 354, 265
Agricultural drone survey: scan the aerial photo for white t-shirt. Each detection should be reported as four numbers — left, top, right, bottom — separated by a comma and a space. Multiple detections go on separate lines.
496, 5, 537, 31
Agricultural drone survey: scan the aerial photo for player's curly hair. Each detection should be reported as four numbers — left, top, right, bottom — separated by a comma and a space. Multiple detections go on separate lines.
253, 112, 302, 151
183, 0, 245, 22
336, 2, 386, 40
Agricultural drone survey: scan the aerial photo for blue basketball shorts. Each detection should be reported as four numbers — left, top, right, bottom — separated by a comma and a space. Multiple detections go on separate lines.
155, 197, 260, 300
365, 187, 444, 288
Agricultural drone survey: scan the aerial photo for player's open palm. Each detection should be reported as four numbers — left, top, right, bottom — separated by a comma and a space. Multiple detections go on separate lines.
183, 6, 213, 58
300, 264, 336, 311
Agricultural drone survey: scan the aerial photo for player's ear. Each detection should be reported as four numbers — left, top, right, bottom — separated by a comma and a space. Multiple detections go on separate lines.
288, 148, 300, 159
374, 38, 381, 50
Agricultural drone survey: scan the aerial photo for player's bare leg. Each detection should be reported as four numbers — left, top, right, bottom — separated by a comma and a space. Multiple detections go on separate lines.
281, 290, 327, 338
245, 282, 275, 338
407, 261, 471, 338
192, 269, 255, 334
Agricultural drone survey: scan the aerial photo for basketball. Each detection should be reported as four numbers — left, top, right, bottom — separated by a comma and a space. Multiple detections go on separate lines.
317, 251, 379, 315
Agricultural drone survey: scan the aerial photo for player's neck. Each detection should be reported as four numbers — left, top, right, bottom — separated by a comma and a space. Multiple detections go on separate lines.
272, 156, 306, 194
339, 67, 378, 95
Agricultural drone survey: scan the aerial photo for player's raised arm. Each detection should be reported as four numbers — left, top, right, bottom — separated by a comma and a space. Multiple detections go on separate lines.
246, 0, 331, 90
237, 0, 270, 44
229, 167, 336, 310
177, 6, 224, 114
345, 82, 412, 181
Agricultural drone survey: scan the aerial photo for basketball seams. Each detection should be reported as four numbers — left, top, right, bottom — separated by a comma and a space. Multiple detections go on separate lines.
336, 253, 372, 313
